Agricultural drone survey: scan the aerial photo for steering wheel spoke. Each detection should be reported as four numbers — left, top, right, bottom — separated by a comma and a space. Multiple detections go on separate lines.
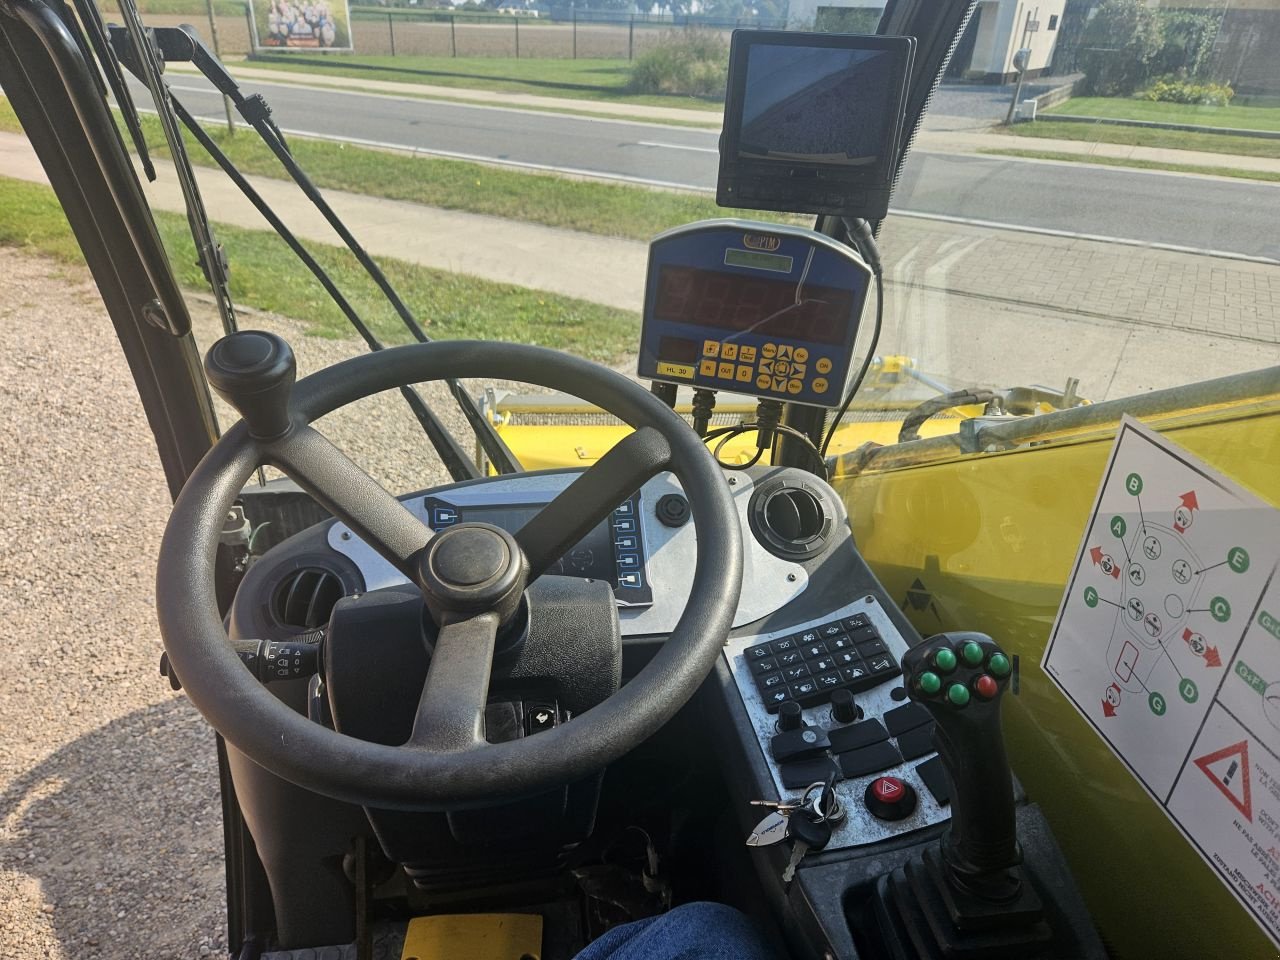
266, 425, 432, 581
516, 426, 671, 580
408, 611, 499, 753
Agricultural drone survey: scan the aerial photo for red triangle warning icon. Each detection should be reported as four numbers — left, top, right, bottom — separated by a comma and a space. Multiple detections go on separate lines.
873, 778, 905, 802
1194, 740, 1252, 822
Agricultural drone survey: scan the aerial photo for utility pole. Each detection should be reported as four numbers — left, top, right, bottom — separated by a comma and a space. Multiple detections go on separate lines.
206, 0, 235, 135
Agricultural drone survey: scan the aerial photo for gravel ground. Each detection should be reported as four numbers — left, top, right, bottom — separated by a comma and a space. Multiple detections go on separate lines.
0, 247, 500, 959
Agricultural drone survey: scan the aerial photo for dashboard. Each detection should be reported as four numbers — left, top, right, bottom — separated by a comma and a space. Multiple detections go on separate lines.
231, 465, 952, 861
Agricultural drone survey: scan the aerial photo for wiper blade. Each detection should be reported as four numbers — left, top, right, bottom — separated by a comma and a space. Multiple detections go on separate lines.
63, 0, 155, 181
110, 2, 237, 334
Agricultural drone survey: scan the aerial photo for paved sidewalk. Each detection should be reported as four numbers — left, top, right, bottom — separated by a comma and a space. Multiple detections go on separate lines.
0, 130, 1275, 402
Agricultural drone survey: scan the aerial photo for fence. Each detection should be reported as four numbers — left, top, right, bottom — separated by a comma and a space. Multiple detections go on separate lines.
129, 8, 784, 59
345, 10, 786, 60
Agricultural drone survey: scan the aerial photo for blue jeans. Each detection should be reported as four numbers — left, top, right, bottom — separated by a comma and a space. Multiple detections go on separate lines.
574, 902, 775, 960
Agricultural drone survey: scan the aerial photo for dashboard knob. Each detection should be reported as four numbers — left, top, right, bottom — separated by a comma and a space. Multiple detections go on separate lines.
829, 688, 861, 724
777, 700, 803, 732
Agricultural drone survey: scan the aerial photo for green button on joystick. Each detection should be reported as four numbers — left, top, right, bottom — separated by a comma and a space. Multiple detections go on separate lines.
947, 683, 971, 707
933, 647, 957, 673
961, 641, 984, 666
988, 653, 1011, 677
918, 671, 942, 695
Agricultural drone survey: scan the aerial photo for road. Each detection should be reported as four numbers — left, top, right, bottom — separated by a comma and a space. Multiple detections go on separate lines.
130, 73, 1280, 260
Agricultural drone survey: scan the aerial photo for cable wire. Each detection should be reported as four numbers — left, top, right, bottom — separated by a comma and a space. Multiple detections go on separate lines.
820, 269, 885, 459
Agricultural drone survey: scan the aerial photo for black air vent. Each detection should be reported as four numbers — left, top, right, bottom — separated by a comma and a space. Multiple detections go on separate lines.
273, 567, 344, 630
749, 481, 835, 561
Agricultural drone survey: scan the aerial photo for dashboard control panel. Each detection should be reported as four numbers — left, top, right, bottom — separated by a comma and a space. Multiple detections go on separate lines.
638, 220, 871, 408
424, 491, 652, 606
725, 595, 952, 849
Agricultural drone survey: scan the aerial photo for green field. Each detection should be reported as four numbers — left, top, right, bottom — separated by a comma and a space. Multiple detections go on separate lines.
1046, 96, 1280, 133
0, 97, 783, 241
998, 119, 1280, 160
979, 147, 1280, 183
98, 0, 245, 16
0, 175, 637, 360
247, 55, 726, 111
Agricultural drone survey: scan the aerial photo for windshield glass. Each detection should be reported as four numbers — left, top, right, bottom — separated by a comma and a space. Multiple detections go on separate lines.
44, 0, 1277, 485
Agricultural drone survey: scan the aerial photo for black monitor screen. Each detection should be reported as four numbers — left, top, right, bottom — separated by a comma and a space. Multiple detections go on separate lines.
738, 45, 897, 166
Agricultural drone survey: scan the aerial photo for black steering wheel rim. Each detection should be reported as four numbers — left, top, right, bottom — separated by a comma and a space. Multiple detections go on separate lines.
157, 340, 743, 810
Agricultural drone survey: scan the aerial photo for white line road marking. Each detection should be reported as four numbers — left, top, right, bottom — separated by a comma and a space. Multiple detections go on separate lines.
636, 140, 719, 154
138, 108, 1279, 265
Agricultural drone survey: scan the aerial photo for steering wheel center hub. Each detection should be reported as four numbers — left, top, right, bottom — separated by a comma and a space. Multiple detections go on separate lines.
418, 523, 527, 625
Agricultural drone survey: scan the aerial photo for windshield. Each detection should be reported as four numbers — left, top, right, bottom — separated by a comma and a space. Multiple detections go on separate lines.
17, 0, 1275, 487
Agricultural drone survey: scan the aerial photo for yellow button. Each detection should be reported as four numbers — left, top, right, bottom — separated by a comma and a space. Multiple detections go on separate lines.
771, 376, 788, 391
787, 378, 803, 395
756, 373, 772, 390
759, 359, 774, 375
812, 377, 829, 393
816, 357, 832, 374
721, 343, 738, 361
656, 362, 694, 380
794, 347, 809, 363
762, 343, 777, 358
774, 360, 791, 377
792, 362, 806, 378
717, 361, 735, 380
699, 359, 717, 377
739, 345, 757, 363
703, 340, 720, 358
735, 364, 753, 382
777, 345, 794, 360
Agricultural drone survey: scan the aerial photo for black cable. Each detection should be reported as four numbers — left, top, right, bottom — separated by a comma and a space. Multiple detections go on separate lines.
703, 421, 826, 477
821, 269, 885, 459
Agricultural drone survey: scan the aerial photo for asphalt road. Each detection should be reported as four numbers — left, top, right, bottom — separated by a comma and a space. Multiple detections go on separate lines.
133, 74, 1280, 260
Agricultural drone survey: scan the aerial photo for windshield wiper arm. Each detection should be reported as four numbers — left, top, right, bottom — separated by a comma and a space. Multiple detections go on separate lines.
169, 95, 481, 483
146, 27, 523, 477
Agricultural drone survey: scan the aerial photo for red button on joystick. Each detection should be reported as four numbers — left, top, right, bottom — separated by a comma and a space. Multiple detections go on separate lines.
864, 776, 918, 821
975, 675, 999, 700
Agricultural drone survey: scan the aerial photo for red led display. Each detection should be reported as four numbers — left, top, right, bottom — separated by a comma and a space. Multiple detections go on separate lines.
653, 265, 850, 346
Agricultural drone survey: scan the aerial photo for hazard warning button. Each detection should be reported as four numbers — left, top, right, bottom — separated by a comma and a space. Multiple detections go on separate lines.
864, 776, 918, 821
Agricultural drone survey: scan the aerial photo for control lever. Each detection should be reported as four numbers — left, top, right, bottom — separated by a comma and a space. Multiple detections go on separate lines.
901, 631, 1018, 897
161, 629, 322, 690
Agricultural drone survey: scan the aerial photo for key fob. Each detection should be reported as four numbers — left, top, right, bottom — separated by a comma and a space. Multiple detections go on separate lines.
788, 811, 832, 852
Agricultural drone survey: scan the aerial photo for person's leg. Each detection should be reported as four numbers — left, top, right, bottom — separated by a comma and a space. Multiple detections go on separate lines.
574, 902, 775, 960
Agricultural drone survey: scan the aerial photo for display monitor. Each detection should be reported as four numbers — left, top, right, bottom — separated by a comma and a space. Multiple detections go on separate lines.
717, 31, 914, 221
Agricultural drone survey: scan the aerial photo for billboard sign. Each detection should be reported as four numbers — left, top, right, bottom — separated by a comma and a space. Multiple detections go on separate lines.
250, 0, 353, 51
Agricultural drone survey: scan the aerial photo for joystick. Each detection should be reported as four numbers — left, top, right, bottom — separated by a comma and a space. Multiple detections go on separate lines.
871, 632, 1051, 959
204, 331, 297, 441
901, 632, 1019, 895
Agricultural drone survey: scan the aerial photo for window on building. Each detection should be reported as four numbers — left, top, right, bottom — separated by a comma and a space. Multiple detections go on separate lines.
1048, 13, 1058, 30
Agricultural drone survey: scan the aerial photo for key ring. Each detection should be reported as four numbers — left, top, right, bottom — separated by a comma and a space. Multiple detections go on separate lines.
801, 780, 846, 824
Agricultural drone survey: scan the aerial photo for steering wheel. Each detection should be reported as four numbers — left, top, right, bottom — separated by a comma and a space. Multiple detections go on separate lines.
156, 333, 743, 810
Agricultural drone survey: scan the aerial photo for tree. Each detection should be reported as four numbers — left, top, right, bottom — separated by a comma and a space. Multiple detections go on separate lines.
1077, 0, 1162, 96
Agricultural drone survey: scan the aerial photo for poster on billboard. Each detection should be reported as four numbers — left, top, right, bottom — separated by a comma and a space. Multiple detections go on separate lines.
250, 0, 353, 52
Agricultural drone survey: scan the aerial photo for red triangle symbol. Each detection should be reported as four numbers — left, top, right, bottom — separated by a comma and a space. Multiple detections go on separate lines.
874, 778, 904, 802
1194, 740, 1252, 822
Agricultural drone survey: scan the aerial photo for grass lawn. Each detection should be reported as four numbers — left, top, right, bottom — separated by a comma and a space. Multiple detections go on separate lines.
247, 55, 726, 111
978, 147, 1280, 183
0, 175, 638, 362
0, 97, 787, 242
996, 119, 1280, 160
99, 0, 245, 15
1046, 96, 1280, 133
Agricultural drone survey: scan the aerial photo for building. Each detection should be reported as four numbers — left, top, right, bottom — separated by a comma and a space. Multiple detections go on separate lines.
788, 0, 1068, 83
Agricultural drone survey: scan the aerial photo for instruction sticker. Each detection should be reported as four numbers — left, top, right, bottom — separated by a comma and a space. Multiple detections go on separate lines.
1042, 416, 1280, 946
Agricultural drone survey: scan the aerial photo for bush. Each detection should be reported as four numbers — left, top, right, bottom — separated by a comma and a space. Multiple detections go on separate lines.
1078, 0, 1162, 97
628, 29, 729, 99
1142, 78, 1234, 107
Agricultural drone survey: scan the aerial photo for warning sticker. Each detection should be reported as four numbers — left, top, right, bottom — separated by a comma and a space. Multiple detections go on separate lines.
1042, 416, 1280, 947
